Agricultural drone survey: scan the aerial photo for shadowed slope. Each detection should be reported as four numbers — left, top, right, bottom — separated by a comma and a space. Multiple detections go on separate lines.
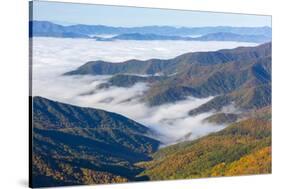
32, 96, 160, 187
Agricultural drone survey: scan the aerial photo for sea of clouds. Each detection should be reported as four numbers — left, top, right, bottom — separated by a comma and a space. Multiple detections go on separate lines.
32, 37, 257, 145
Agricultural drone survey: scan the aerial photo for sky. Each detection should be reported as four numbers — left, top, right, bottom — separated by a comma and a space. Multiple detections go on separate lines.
31, 1, 272, 27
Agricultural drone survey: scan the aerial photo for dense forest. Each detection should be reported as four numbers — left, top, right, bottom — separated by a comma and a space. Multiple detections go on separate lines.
138, 108, 271, 180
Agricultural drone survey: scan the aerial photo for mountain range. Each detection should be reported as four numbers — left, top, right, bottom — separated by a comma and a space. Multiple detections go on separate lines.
65, 43, 271, 115
30, 21, 271, 43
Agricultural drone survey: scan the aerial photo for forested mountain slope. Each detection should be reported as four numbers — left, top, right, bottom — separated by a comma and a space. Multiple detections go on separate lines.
31, 97, 160, 187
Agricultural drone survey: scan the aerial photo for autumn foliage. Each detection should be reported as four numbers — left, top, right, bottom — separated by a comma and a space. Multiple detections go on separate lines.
138, 117, 271, 180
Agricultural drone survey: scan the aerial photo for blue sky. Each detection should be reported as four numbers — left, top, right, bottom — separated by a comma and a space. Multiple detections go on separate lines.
32, 1, 271, 27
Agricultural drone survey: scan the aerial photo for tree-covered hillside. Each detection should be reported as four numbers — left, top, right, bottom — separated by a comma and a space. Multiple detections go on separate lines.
137, 108, 271, 180
31, 97, 160, 187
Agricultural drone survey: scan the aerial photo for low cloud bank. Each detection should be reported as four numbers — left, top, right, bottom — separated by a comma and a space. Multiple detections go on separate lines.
33, 74, 226, 145
32, 38, 250, 145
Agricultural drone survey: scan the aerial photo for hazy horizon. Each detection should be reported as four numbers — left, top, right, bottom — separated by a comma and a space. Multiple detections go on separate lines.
33, 19, 272, 29
31, 1, 271, 28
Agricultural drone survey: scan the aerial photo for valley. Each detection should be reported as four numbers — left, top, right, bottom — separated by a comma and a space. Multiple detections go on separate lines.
31, 35, 271, 187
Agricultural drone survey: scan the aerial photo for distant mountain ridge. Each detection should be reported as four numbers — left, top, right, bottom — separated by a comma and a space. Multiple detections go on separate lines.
30, 21, 271, 43
96, 32, 270, 43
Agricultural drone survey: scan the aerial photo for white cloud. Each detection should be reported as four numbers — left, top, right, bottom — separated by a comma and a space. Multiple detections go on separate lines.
32, 37, 253, 145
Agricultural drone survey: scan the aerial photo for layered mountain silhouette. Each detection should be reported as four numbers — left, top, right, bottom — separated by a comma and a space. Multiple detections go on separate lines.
31, 96, 160, 187
30, 21, 271, 43
96, 32, 270, 43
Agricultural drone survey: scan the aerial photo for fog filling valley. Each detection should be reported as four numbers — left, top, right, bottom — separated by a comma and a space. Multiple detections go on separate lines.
32, 37, 257, 145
